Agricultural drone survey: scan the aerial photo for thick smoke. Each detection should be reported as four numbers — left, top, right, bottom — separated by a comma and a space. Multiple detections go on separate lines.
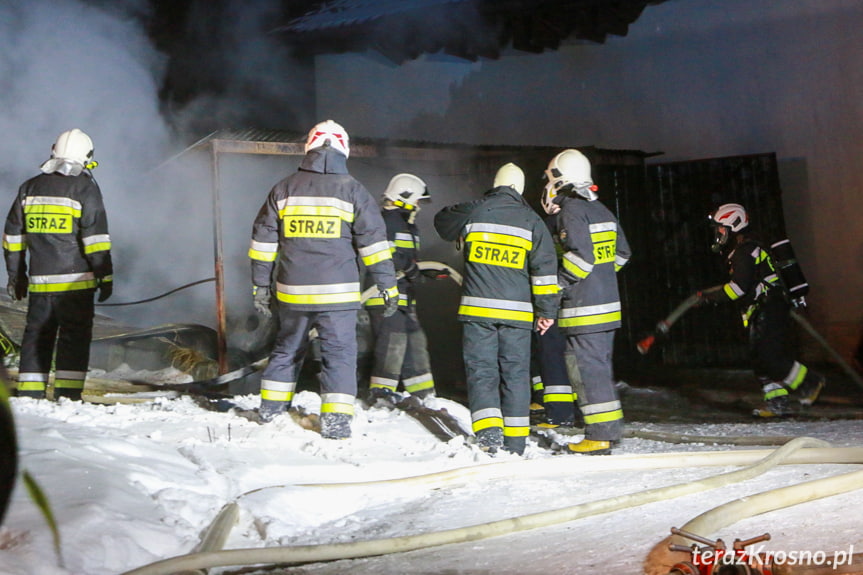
0, 0, 312, 332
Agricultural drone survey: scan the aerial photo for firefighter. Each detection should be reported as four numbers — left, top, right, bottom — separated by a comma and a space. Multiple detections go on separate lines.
434, 163, 559, 455
3, 128, 113, 401
249, 120, 398, 439
541, 149, 631, 455
364, 173, 437, 402
694, 203, 825, 417
534, 213, 581, 428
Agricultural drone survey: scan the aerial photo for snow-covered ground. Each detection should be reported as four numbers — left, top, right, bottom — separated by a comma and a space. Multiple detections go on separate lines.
1, 377, 862, 575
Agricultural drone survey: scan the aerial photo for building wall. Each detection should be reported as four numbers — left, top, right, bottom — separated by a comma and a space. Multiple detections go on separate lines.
314, 0, 863, 359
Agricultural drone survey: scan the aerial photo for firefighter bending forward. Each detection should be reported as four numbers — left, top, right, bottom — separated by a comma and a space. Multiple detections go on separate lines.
695, 203, 824, 418
435, 163, 559, 456
248, 120, 398, 439
541, 149, 631, 455
4, 128, 113, 401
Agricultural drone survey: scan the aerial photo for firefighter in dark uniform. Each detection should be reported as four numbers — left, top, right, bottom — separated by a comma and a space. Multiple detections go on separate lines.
364, 173, 437, 401
535, 213, 581, 428
695, 203, 825, 417
435, 163, 559, 455
249, 120, 398, 439
3, 128, 113, 401
541, 149, 631, 455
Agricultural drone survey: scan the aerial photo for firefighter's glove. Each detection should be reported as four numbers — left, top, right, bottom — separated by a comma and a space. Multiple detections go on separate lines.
97, 280, 113, 303
403, 261, 421, 282
381, 289, 399, 317
253, 286, 272, 318
6, 277, 27, 301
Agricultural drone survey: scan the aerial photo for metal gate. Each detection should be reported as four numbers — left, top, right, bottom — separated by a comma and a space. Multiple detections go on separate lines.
611, 152, 788, 370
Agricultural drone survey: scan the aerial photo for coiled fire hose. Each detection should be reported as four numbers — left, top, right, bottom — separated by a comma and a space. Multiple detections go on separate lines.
645, 467, 863, 574
120, 437, 863, 575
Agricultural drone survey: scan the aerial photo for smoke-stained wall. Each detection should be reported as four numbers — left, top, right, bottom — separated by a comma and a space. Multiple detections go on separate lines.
314, 0, 863, 355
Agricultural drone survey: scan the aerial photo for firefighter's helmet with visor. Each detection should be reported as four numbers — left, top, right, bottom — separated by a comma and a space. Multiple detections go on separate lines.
542, 149, 598, 214
709, 203, 749, 252
383, 173, 429, 211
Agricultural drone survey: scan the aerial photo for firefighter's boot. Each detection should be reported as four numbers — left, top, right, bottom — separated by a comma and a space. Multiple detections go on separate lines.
796, 374, 825, 406
367, 386, 402, 406
475, 427, 504, 454
54, 389, 82, 402
320, 412, 352, 440
566, 438, 613, 455
753, 394, 791, 418
259, 399, 288, 422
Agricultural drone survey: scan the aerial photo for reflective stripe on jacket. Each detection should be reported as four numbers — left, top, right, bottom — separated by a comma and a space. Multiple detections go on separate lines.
555, 196, 630, 334
365, 207, 419, 309
434, 186, 559, 329
249, 147, 397, 311
701, 238, 782, 327
3, 171, 112, 294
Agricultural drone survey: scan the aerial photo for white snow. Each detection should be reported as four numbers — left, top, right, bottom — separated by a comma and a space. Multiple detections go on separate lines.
1, 384, 862, 575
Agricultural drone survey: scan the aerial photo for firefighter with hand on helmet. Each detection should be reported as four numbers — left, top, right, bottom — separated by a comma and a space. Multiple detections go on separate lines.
248, 120, 398, 438
541, 149, 631, 455
3, 128, 113, 401
695, 203, 825, 417
435, 162, 559, 456
363, 173, 438, 403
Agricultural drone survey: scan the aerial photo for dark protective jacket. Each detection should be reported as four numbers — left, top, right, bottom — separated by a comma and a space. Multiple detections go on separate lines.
555, 195, 630, 334
249, 146, 397, 311
702, 236, 782, 326
3, 171, 113, 293
434, 186, 559, 329
364, 207, 419, 310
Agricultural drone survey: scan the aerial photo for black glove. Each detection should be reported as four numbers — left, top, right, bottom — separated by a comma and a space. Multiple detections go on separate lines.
97, 280, 113, 303
381, 289, 399, 317
403, 261, 421, 282
7, 276, 28, 301
253, 286, 272, 318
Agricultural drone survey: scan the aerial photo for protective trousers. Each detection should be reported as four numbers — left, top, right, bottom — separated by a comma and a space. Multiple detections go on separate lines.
17, 292, 94, 400
368, 308, 434, 396
463, 321, 531, 454
565, 330, 623, 441
537, 321, 578, 425
260, 308, 357, 417
750, 295, 822, 399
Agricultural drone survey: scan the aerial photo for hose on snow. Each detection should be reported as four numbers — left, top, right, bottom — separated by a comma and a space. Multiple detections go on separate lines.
119, 437, 863, 575
644, 468, 863, 575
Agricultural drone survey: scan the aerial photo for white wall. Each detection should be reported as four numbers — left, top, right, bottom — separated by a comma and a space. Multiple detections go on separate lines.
315, 0, 863, 351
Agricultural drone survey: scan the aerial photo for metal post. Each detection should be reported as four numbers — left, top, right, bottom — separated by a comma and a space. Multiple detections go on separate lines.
211, 145, 229, 374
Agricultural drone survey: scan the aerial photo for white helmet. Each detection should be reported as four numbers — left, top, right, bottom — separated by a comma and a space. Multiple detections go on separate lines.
710, 203, 749, 232
40, 128, 96, 176
709, 203, 749, 252
542, 149, 597, 214
305, 119, 350, 158
52, 128, 94, 165
493, 162, 524, 195
383, 173, 429, 210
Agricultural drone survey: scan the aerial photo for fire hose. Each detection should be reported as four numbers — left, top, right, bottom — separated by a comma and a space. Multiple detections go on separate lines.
119, 437, 863, 575
636, 295, 863, 392
95, 277, 216, 308
645, 468, 863, 574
